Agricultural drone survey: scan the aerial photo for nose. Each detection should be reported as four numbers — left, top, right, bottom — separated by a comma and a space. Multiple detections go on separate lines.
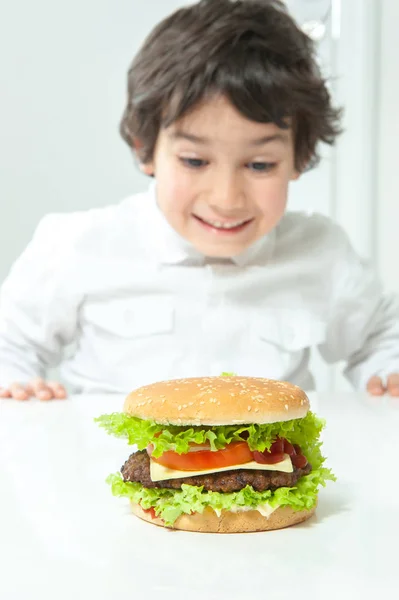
207, 172, 246, 214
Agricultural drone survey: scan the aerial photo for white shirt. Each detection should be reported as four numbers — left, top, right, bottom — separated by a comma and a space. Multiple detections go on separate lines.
1, 184, 398, 393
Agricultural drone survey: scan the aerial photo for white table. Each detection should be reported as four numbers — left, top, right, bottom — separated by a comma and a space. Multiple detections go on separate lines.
0, 392, 398, 599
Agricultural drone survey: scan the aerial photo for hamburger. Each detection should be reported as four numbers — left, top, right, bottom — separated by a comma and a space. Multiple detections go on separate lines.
95, 376, 335, 533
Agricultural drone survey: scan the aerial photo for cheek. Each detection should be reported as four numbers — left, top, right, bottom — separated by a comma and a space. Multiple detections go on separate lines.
255, 178, 289, 218
156, 164, 194, 217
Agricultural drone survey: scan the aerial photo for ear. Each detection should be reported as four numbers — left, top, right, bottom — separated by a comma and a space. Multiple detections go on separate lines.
139, 162, 155, 177
290, 170, 301, 181
132, 138, 155, 176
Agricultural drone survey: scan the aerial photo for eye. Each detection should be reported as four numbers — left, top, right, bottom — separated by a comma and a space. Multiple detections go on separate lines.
180, 158, 208, 169
247, 162, 277, 172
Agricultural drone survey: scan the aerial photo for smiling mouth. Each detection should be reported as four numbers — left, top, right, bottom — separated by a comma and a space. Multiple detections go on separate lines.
193, 215, 253, 233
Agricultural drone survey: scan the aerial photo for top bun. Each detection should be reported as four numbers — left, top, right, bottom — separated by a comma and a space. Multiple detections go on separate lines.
123, 376, 309, 426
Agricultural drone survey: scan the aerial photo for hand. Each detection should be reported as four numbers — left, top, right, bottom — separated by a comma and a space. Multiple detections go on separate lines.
366, 374, 399, 396
0, 377, 67, 401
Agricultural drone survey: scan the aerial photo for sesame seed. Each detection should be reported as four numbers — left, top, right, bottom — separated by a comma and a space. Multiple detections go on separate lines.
285, 404, 289, 410
248, 406, 252, 411
254, 408, 259, 413
200, 401, 205, 405
178, 405, 182, 411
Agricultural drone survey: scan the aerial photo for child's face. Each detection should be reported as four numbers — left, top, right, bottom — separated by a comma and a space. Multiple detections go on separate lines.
142, 95, 299, 258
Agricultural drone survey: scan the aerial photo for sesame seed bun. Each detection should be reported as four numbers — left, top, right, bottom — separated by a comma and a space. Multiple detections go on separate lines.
123, 376, 309, 426
130, 503, 316, 533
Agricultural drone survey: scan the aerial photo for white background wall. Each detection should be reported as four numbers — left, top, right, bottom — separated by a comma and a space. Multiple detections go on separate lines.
0, 0, 396, 389
377, 0, 399, 296
0, 0, 180, 282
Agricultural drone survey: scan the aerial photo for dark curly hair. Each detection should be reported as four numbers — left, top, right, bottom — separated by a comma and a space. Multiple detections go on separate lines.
120, 0, 342, 172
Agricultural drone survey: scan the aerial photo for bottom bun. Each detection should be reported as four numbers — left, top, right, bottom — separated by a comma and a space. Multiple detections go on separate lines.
131, 502, 316, 533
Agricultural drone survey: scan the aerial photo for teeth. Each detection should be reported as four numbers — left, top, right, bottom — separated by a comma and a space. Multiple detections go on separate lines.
205, 219, 248, 229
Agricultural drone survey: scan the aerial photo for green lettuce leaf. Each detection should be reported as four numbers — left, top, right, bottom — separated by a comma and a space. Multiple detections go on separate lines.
106, 464, 336, 527
95, 411, 325, 458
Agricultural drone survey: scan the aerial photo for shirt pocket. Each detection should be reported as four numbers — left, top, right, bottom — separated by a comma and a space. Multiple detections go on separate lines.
83, 295, 175, 339
254, 309, 326, 352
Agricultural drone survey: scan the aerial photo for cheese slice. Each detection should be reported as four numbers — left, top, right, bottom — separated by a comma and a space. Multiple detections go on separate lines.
213, 504, 276, 518
150, 453, 293, 482
255, 504, 277, 518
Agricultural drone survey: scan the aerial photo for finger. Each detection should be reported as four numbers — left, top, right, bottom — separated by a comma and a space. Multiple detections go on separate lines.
387, 373, 399, 397
9, 383, 30, 401
30, 378, 54, 401
366, 376, 385, 396
47, 382, 68, 399
0, 388, 12, 398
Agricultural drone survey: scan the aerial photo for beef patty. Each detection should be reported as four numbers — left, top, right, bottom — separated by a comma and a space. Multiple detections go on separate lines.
121, 450, 312, 493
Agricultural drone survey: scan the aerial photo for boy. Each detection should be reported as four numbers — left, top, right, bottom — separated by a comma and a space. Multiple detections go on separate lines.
1, 0, 398, 401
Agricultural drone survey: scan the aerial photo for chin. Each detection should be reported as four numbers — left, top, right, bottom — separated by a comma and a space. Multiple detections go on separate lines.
191, 240, 253, 259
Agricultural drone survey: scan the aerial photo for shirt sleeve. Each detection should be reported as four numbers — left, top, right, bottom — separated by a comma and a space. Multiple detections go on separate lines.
0, 214, 80, 388
318, 226, 399, 390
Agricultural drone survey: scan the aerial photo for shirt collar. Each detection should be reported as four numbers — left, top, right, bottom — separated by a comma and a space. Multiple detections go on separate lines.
146, 182, 276, 267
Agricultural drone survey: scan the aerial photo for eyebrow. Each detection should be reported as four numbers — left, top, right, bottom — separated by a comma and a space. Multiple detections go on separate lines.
170, 131, 289, 146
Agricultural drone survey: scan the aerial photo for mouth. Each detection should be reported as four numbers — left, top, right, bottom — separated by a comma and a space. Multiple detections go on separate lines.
193, 215, 254, 234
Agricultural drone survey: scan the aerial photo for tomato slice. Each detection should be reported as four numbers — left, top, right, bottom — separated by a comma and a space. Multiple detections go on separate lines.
291, 454, 308, 468
283, 440, 296, 456
270, 439, 285, 454
151, 441, 253, 471
142, 506, 157, 520
253, 450, 286, 464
